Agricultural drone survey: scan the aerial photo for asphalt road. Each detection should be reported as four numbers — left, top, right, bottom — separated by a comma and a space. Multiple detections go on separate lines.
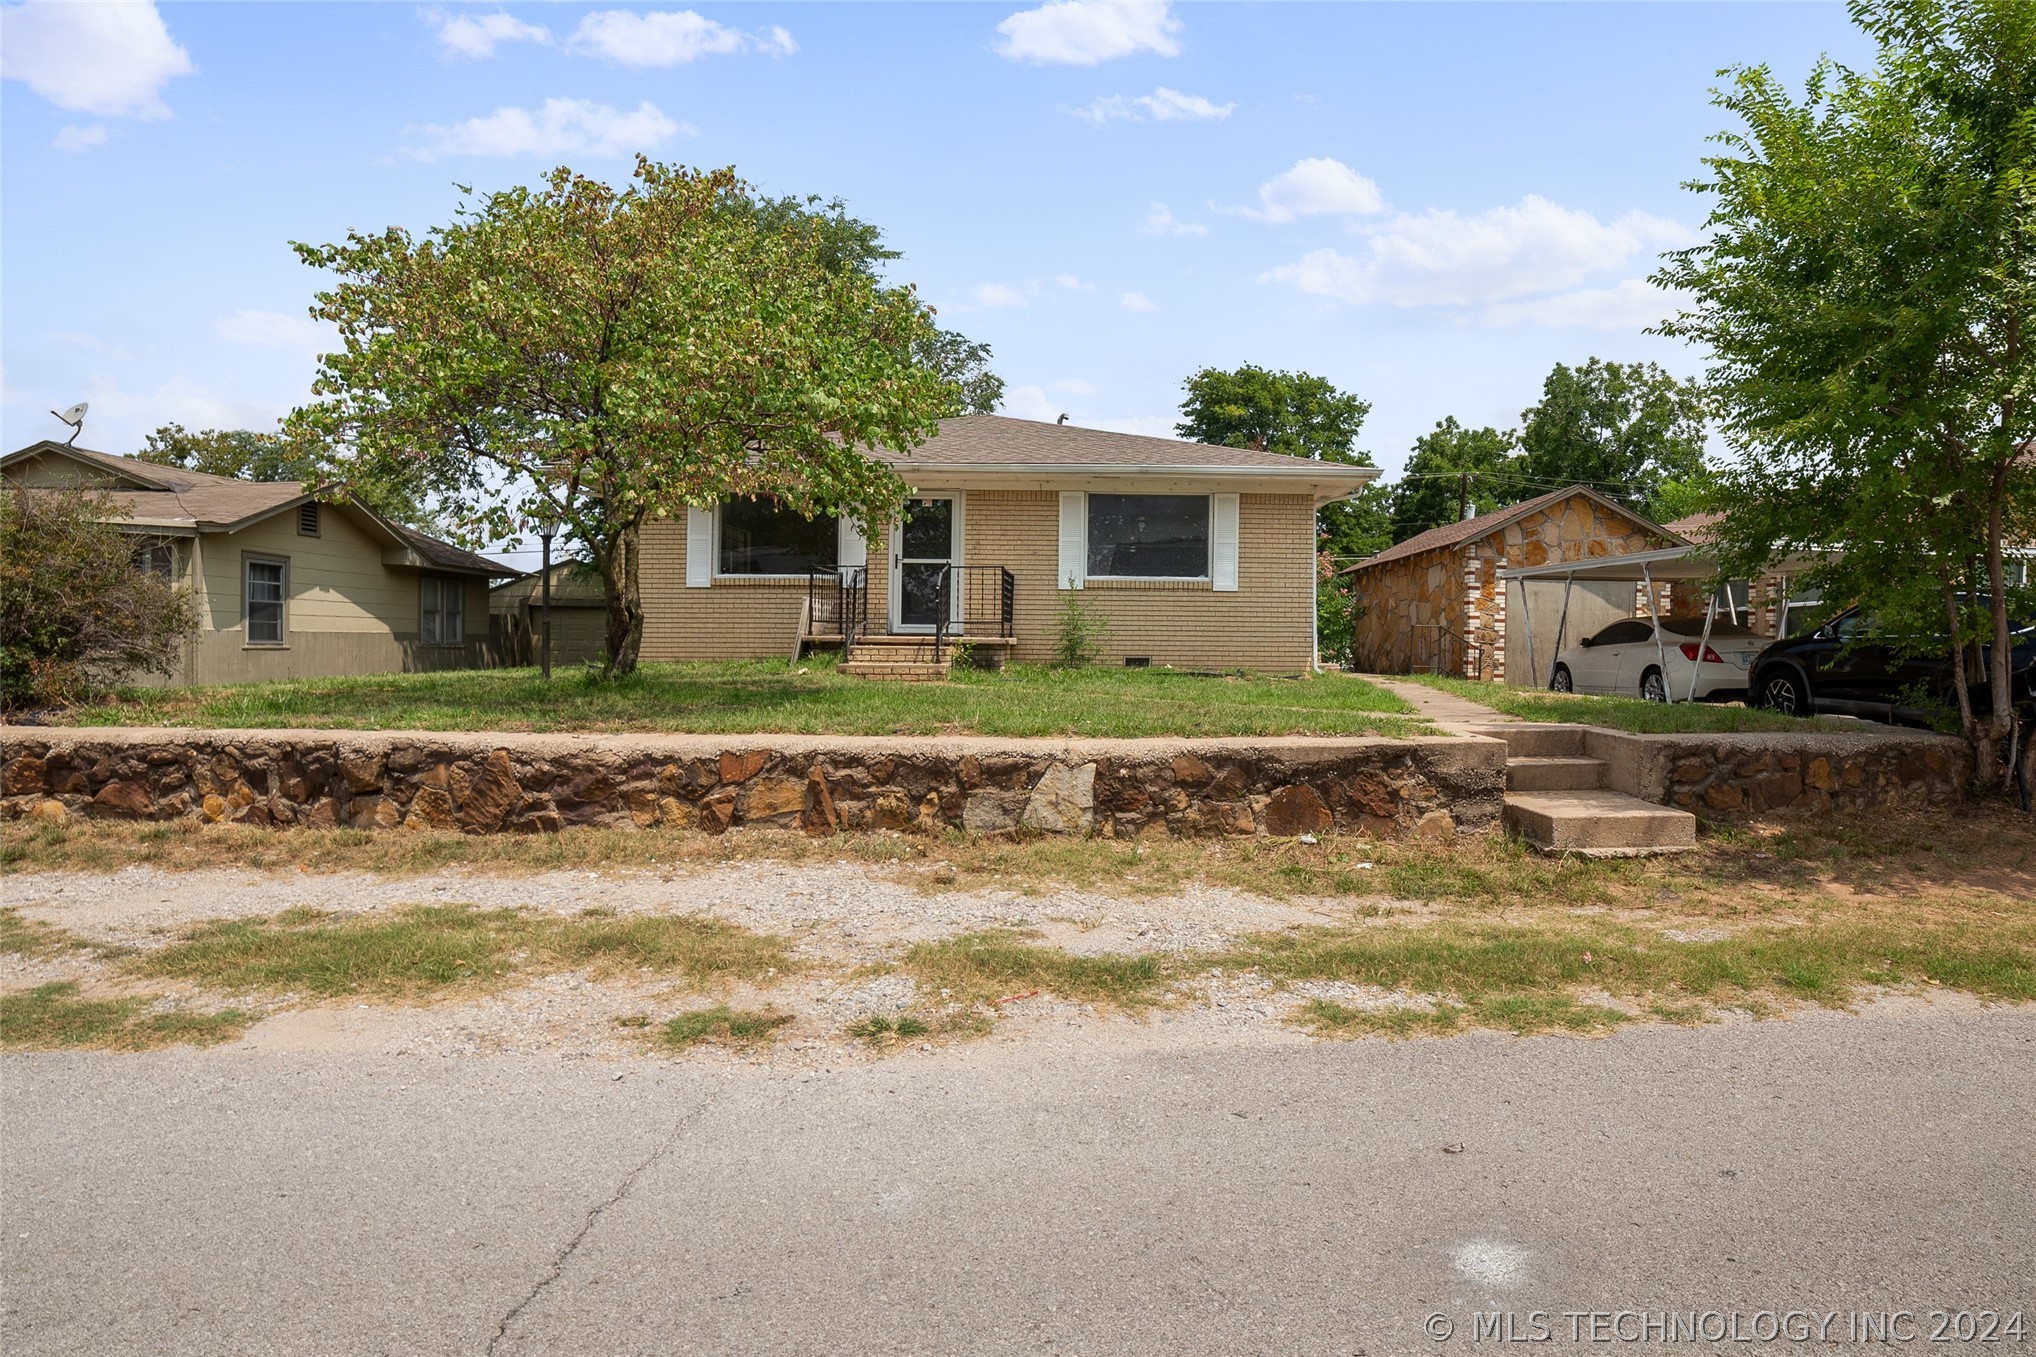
4, 1004, 2032, 1356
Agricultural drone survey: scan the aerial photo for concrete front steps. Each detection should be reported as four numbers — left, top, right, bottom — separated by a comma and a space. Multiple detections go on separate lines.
1468, 724, 1697, 857
840, 635, 951, 682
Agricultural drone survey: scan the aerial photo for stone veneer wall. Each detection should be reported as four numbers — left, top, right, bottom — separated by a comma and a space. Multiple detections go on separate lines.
1589, 728, 1965, 816
0, 729, 1505, 841
1350, 494, 1672, 680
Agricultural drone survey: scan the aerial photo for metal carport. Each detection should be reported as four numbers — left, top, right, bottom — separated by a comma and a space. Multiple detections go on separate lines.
1499, 546, 1818, 703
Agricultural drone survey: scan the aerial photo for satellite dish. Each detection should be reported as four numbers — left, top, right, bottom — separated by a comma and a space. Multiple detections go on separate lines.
50, 401, 89, 446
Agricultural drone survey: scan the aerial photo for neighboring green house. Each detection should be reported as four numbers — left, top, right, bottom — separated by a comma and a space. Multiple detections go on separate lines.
3, 440, 518, 685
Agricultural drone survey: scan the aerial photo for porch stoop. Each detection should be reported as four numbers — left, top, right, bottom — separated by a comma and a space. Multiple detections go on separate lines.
1466, 724, 1697, 857
840, 635, 951, 682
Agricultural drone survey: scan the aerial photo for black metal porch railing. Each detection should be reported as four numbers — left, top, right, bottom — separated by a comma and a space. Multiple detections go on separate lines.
933, 565, 1016, 664
807, 566, 868, 660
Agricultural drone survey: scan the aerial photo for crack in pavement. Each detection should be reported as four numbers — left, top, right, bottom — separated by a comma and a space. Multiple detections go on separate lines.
484, 1080, 733, 1356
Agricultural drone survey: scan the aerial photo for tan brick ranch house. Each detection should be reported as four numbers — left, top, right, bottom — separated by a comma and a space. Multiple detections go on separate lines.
4, 440, 518, 685
639, 415, 1379, 672
1344, 486, 1683, 684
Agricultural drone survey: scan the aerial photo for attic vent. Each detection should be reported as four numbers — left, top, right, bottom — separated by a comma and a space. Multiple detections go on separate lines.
1123, 657, 1151, 668
297, 503, 321, 536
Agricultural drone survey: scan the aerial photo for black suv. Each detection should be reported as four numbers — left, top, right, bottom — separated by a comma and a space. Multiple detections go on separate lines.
1749, 608, 2036, 726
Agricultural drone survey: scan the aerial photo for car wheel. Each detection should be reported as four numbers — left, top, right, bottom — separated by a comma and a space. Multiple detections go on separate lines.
1550, 664, 1573, 693
1640, 668, 1668, 703
1756, 667, 1808, 717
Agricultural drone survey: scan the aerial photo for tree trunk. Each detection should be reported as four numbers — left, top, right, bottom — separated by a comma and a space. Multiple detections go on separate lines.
595, 518, 645, 679
1939, 569, 1989, 786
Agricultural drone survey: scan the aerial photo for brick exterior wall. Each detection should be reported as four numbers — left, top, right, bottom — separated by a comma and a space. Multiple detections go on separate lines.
639, 492, 1320, 671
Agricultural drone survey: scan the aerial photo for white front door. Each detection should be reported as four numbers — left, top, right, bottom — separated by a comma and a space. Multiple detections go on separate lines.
889, 493, 963, 633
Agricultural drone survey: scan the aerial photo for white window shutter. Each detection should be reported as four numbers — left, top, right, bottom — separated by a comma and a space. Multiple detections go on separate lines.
837, 517, 867, 570
1212, 493, 1239, 591
686, 507, 713, 587
1057, 491, 1086, 589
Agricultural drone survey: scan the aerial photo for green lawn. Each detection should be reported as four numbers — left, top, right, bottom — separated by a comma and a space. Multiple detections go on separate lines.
1397, 673, 1860, 735
72, 658, 1429, 740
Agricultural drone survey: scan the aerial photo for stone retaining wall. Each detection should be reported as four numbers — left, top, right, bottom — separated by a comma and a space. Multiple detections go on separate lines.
0, 728, 1505, 841
1590, 728, 1965, 816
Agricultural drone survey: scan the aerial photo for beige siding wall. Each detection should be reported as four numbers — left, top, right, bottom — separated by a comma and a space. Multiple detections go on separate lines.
640, 491, 1318, 671
164, 512, 491, 685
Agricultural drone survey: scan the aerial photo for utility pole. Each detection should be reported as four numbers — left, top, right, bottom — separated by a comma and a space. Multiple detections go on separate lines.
1458, 471, 1470, 521
538, 515, 558, 680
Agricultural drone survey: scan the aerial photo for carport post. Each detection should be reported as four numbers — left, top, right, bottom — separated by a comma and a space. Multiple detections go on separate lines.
1642, 562, 1672, 702
1548, 572, 1575, 688
1515, 574, 1532, 689
1688, 590, 1718, 703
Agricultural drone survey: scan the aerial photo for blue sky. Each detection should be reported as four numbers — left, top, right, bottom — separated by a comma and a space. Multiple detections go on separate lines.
3, 0, 1872, 560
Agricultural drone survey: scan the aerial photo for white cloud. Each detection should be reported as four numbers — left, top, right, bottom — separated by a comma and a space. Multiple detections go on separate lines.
1139, 202, 1206, 237
1049, 377, 1098, 395
1229, 157, 1384, 224
408, 99, 690, 161
52, 124, 108, 153
1, 0, 194, 119
1119, 291, 1158, 313
1073, 86, 1232, 124
999, 384, 1061, 421
567, 10, 795, 67
1480, 278, 1694, 331
969, 283, 1028, 308
1053, 274, 1094, 292
995, 0, 1179, 65
1266, 197, 1693, 308
427, 10, 552, 60
215, 310, 332, 354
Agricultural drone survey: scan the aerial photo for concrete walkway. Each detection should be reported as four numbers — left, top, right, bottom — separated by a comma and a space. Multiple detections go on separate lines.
1358, 673, 1525, 733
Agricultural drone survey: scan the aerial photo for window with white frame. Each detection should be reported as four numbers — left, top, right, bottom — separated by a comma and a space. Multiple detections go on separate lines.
421, 577, 465, 645
717, 499, 839, 576
245, 558, 287, 644
1086, 494, 1209, 579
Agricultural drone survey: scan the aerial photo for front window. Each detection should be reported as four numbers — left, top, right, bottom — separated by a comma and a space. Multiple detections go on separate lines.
421, 577, 464, 645
132, 537, 177, 580
718, 499, 838, 576
1087, 494, 1209, 579
246, 559, 286, 644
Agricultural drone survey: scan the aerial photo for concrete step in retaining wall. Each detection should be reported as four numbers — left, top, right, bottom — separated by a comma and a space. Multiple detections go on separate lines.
1505, 756, 1608, 793
1503, 789, 1699, 857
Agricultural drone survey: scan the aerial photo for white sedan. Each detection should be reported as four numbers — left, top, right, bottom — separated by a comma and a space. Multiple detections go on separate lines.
1549, 617, 1767, 702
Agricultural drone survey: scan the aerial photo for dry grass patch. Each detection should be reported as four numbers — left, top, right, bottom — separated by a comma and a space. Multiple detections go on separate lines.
656, 1005, 793, 1051
128, 904, 796, 1002
0, 982, 250, 1050
896, 929, 1176, 1013
0, 906, 121, 959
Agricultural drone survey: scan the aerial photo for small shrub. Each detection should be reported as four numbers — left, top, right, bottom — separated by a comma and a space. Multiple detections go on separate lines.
1053, 583, 1106, 667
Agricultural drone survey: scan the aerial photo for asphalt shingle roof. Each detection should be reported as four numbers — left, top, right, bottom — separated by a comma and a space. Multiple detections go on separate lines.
873, 415, 1377, 475
1344, 485, 1683, 574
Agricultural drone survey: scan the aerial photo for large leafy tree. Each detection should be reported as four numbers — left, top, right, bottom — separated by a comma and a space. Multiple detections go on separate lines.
1387, 418, 1520, 544
1655, 0, 2035, 786
1514, 359, 1708, 519
749, 193, 1004, 416
1175, 364, 1384, 666
139, 423, 438, 529
290, 159, 954, 677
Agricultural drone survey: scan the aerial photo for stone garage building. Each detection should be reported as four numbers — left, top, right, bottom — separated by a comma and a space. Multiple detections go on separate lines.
1344, 486, 1683, 683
